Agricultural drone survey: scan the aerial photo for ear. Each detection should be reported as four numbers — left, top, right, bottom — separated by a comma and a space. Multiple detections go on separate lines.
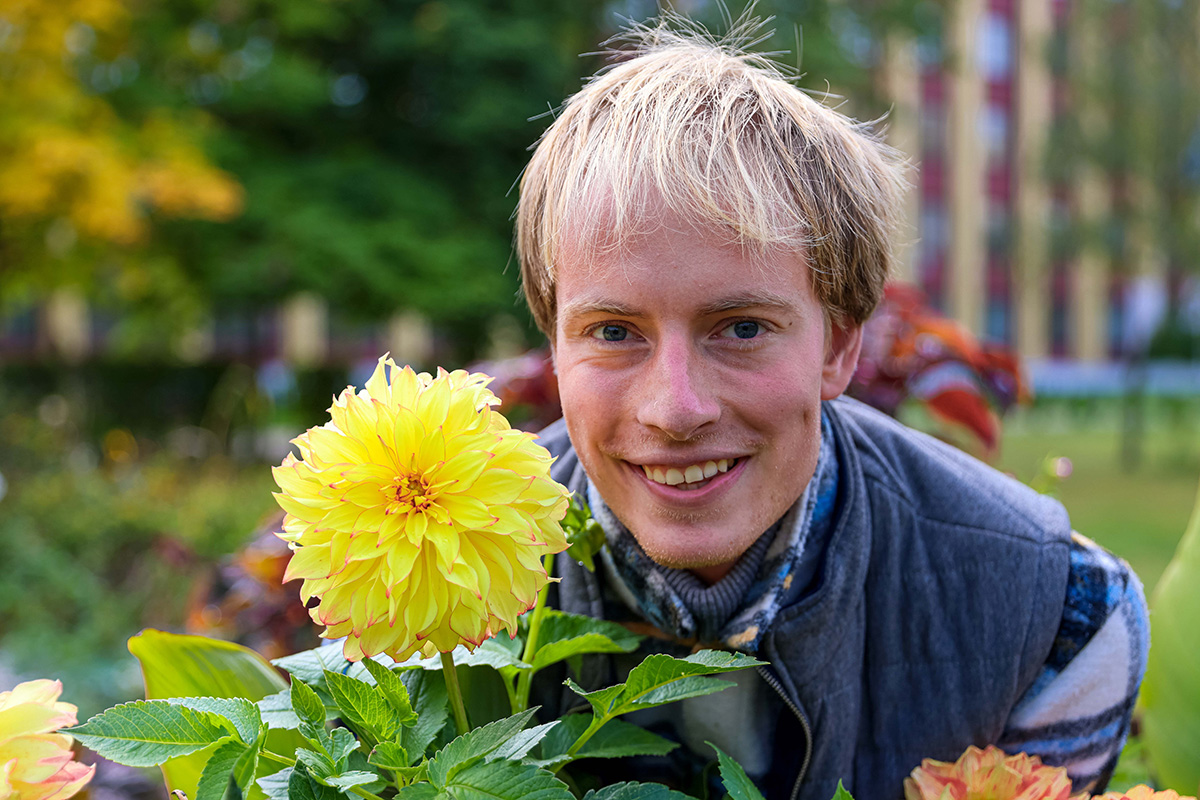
820, 318, 863, 400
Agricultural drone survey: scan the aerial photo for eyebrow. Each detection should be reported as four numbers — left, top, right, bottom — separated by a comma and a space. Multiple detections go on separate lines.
559, 291, 796, 321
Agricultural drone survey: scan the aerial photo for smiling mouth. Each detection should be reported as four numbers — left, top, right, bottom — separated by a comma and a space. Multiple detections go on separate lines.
638, 458, 739, 490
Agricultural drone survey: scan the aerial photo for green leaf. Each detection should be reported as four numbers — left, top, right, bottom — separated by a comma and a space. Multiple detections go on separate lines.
623, 652, 764, 701
632, 676, 733, 708
582, 783, 696, 800
256, 767, 292, 800
258, 690, 301, 730
324, 771, 381, 792
395, 640, 529, 672
427, 708, 539, 787
396, 784, 440, 800
445, 759, 572, 800
367, 741, 410, 771
324, 669, 406, 741
1142, 476, 1200, 793
296, 748, 336, 780
290, 763, 341, 800
487, 722, 558, 762
291, 678, 328, 729
400, 670, 449, 761
68, 701, 236, 767
361, 659, 419, 725
828, 780, 855, 800
274, 644, 377, 690
128, 630, 298, 800
196, 739, 248, 800
326, 727, 360, 765
563, 680, 625, 718
232, 737, 262, 792
529, 612, 642, 671
536, 717, 676, 769
170, 698, 263, 745
709, 743, 766, 800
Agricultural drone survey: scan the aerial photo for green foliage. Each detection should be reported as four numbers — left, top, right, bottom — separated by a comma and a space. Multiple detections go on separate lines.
581, 784, 695, 800
708, 743, 765, 800
68, 701, 239, 766
536, 717, 676, 770
525, 611, 642, 672
1140, 476, 1200, 791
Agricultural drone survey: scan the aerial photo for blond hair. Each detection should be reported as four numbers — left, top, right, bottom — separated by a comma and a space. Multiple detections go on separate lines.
516, 14, 908, 337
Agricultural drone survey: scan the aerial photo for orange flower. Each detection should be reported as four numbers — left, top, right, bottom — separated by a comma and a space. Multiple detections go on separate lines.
0, 680, 94, 800
1095, 788, 1197, 800
904, 745, 1072, 800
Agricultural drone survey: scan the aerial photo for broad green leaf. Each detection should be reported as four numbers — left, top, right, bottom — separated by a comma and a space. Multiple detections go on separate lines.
196, 739, 248, 800
623, 652, 764, 700
324, 669, 405, 741
233, 736, 262, 792
367, 741, 410, 771
530, 612, 642, 671
258, 690, 301, 730
396, 639, 529, 672
291, 679, 328, 728
486, 721, 558, 762
344, 750, 388, 795
170, 698, 262, 745
631, 676, 733, 709
446, 759, 572, 800
290, 764, 341, 800
326, 727, 360, 764
536, 717, 676, 768
362, 659, 419, 725
1143, 476, 1200, 792
400, 670, 449, 761
256, 767, 292, 800
324, 771, 381, 792
396, 784, 440, 800
296, 748, 336, 780
274, 644, 377, 689
427, 708, 538, 787
68, 701, 235, 767
128, 629, 296, 800
709, 743, 766, 800
829, 780, 855, 800
563, 680, 624, 718
582, 783, 695, 800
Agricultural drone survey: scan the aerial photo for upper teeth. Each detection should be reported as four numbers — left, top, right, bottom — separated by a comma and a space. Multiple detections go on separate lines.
642, 459, 733, 486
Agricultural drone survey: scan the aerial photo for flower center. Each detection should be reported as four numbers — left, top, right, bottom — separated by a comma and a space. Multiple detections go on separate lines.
390, 473, 434, 513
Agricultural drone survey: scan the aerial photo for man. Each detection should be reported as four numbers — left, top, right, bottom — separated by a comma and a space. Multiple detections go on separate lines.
515, 17, 1148, 800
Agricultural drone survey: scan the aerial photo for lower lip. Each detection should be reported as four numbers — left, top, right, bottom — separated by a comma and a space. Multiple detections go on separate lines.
627, 458, 747, 505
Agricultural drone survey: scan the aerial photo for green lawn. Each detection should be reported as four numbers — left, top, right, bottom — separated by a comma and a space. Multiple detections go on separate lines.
995, 403, 1200, 594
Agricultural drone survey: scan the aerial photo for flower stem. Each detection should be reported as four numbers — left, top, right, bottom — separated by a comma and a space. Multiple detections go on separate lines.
514, 553, 555, 712
440, 651, 470, 735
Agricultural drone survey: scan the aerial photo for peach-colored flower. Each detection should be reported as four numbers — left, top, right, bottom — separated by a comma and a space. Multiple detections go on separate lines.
1095, 787, 1196, 800
0, 680, 94, 800
904, 745, 1072, 800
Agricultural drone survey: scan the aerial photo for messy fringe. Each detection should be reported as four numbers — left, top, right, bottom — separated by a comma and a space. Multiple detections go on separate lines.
517, 6, 910, 336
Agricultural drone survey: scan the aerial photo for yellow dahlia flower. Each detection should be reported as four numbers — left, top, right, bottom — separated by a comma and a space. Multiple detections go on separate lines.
1096, 788, 1197, 800
273, 356, 570, 662
0, 680, 94, 800
904, 745, 1072, 800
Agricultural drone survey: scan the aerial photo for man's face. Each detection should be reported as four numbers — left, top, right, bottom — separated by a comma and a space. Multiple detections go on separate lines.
552, 204, 862, 582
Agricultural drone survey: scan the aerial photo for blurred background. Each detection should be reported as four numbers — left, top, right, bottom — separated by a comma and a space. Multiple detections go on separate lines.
1, 0, 1198, 722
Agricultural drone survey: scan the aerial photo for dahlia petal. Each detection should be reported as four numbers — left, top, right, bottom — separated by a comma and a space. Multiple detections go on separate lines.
273, 492, 328, 524
418, 428, 446, 469
0, 706, 76, 743
385, 541, 420, 585
424, 522, 462, 571
437, 494, 497, 530
434, 449, 493, 490
272, 463, 320, 497
33, 760, 95, 800
305, 426, 371, 465
339, 483, 388, 509
462, 469, 533, 505
417, 378, 453, 429
363, 357, 393, 405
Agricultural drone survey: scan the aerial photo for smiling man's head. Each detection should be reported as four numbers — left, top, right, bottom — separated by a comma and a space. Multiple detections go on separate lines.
516, 17, 907, 579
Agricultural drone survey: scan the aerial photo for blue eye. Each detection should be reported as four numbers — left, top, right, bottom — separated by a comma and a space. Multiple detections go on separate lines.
729, 321, 761, 339
593, 325, 628, 342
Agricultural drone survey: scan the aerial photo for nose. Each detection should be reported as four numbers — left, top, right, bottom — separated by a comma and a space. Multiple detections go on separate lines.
635, 334, 721, 441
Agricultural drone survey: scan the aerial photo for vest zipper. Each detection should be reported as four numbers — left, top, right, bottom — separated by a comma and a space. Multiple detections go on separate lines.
757, 664, 812, 800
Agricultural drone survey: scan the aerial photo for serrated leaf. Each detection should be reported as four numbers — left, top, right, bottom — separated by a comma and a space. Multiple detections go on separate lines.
709, 743, 766, 800
68, 701, 236, 767
631, 676, 733, 708
273, 644, 377, 690
396, 784, 440, 800
345, 750, 388, 794
367, 741, 410, 771
256, 767, 291, 800
232, 737, 261, 792
128, 630, 297, 800
290, 679, 327, 728
563, 680, 624, 717
400, 670, 449, 761
290, 763, 341, 800
297, 748, 336, 780
326, 727, 360, 765
324, 771, 380, 792
487, 721, 558, 763
536, 717, 676, 768
361, 659, 419, 726
427, 708, 538, 787
530, 612, 642, 671
196, 739, 247, 800
828, 780, 855, 800
447, 759, 572, 800
258, 690, 301, 730
170, 698, 262, 745
623, 652, 763, 701
582, 783, 696, 800
324, 669, 405, 742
